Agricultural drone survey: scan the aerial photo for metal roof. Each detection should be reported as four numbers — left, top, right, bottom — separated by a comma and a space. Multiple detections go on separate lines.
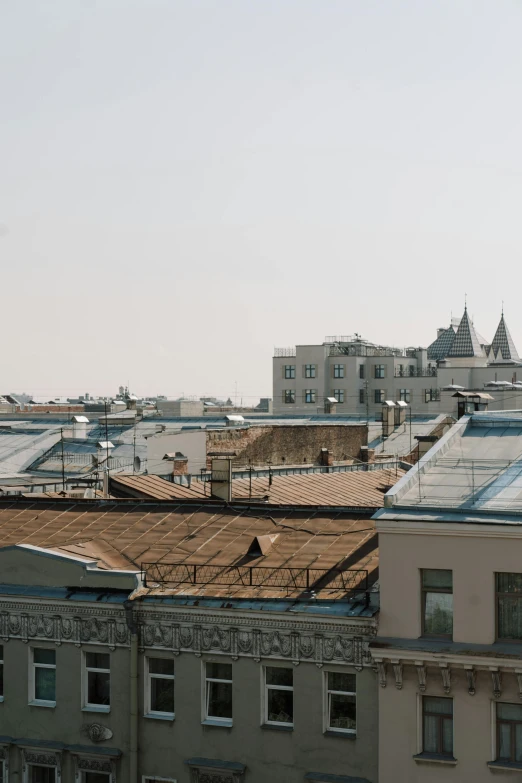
0, 499, 379, 601
110, 467, 405, 508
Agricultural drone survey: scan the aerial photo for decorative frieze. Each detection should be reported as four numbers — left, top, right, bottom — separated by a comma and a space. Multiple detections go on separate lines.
0, 599, 375, 668
439, 664, 451, 694
415, 662, 427, 692
491, 669, 502, 699
465, 666, 476, 696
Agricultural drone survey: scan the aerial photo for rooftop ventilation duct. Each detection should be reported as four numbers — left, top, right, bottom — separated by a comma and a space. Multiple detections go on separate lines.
247, 534, 280, 557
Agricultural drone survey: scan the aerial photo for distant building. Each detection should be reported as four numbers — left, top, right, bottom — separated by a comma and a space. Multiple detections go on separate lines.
273, 307, 522, 416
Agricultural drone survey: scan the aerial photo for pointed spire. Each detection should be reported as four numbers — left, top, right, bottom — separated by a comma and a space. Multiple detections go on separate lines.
447, 306, 485, 358
490, 309, 520, 362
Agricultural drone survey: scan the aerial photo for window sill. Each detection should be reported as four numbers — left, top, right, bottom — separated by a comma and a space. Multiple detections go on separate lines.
413, 753, 457, 766
261, 723, 293, 732
144, 712, 175, 722
201, 719, 232, 728
488, 761, 522, 772
82, 705, 110, 714
324, 730, 356, 740
29, 700, 56, 709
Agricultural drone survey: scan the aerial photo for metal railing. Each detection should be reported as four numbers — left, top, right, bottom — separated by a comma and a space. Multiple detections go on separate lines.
142, 562, 368, 592
274, 347, 297, 358
394, 367, 438, 378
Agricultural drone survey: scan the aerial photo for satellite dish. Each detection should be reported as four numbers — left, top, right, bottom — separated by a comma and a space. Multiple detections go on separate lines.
134, 456, 141, 472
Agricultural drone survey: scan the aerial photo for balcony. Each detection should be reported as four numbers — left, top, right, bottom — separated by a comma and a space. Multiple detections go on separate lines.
274, 347, 296, 358
394, 367, 438, 378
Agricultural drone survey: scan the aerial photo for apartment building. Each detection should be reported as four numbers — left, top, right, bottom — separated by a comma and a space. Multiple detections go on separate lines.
273, 307, 522, 416
0, 495, 385, 783
372, 410, 522, 781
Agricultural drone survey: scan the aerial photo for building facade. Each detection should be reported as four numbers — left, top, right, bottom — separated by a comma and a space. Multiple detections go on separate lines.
372, 411, 522, 781
273, 308, 522, 416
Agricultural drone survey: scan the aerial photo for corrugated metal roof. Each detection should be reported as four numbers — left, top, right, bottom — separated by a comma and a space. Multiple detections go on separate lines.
111, 468, 405, 507
0, 500, 378, 600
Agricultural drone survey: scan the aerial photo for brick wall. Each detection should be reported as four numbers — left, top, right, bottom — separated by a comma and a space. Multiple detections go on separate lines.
206, 424, 368, 468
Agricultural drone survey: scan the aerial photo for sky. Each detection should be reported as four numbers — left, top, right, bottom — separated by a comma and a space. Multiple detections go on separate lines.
2, 0, 522, 402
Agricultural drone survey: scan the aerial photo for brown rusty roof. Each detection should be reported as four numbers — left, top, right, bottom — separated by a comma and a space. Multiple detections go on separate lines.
111, 467, 405, 507
0, 499, 378, 599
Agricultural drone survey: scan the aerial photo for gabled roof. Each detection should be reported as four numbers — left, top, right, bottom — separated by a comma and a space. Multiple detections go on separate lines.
427, 326, 456, 360
488, 313, 520, 363
447, 307, 486, 358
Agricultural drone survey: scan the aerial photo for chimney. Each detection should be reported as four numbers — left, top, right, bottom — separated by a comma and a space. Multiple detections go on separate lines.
381, 401, 395, 438
72, 415, 89, 439
394, 401, 408, 427
163, 452, 188, 476
320, 448, 333, 466
324, 397, 338, 414
210, 456, 233, 502
359, 446, 375, 463
96, 441, 114, 464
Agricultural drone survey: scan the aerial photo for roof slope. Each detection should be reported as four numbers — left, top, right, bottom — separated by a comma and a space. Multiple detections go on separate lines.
427, 326, 456, 361
447, 307, 486, 358
0, 500, 378, 599
110, 467, 405, 508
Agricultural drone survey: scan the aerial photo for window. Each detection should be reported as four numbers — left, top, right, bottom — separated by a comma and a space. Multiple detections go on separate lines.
31, 648, 56, 705
398, 389, 411, 403
397, 364, 404, 377
425, 389, 440, 403
374, 389, 385, 404
29, 767, 56, 783
283, 390, 295, 404
333, 390, 344, 403
284, 365, 295, 379
264, 666, 293, 726
304, 389, 316, 404
359, 364, 365, 379
205, 662, 232, 723
422, 696, 453, 757
497, 703, 522, 763
359, 389, 366, 404
146, 657, 174, 717
325, 672, 356, 734
497, 573, 522, 640
409, 365, 416, 377
304, 364, 316, 378
333, 364, 344, 379
84, 652, 110, 709
422, 569, 453, 638
374, 364, 385, 379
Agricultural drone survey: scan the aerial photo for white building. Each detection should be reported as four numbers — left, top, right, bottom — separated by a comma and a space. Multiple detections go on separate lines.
273, 307, 522, 416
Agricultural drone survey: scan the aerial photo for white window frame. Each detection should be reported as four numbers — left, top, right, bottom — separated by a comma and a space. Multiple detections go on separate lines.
263, 664, 294, 727
324, 670, 357, 735
82, 650, 110, 713
145, 656, 175, 720
203, 661, 233, 726
29, 647, 56, 708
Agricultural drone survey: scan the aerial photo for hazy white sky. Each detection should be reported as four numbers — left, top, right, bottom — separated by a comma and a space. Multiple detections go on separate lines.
2, 0, 522, 401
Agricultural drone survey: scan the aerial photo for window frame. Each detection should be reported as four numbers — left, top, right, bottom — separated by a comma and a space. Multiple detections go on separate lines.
359, 364, 365, 379
284, 365, 296, 380
324, 670, 356, 735
359, 389, 365, 404
304, 389, 316, 404
29, 646, 56, 708
374, 364, 385, 379
496, 573, 522, 642
283, 390, 295, 404
203, 661, 233, 726
83, 650, 111, 713
145, 656, 175, 720
421, 569, 453, 640
333, 389, 345, 404
399, 389, 411, 403
263, 664, 294, 728
304, 364, 316, 379
496, 702, 522, 763
142, 778, 177, 783
25, 762, 58, 783
81, 772, 112, 783
333, 364, 344, 379
374, 389, 385, 404
422, 696, 454, 757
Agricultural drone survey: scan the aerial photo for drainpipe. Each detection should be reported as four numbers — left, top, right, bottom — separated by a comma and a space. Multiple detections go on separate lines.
124, 600, 139, 783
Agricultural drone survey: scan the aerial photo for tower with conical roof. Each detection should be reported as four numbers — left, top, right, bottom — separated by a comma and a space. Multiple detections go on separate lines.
488, 308, 520, 363
447, 305, 486, 360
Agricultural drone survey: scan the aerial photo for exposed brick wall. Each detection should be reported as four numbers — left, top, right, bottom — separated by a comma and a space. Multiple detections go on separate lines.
206, 424, 368, 468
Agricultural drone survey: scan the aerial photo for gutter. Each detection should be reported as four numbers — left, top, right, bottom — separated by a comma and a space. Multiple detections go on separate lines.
124, 599, 139, 783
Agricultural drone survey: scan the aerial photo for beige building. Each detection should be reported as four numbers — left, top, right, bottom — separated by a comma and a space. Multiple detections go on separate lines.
372, 410, 522, 781
0, 495, 384, 783
273, 307, 522, 416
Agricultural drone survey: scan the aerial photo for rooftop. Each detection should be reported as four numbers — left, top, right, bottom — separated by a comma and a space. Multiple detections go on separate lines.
110, 466, 406, 508
0, 499, 378, 603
